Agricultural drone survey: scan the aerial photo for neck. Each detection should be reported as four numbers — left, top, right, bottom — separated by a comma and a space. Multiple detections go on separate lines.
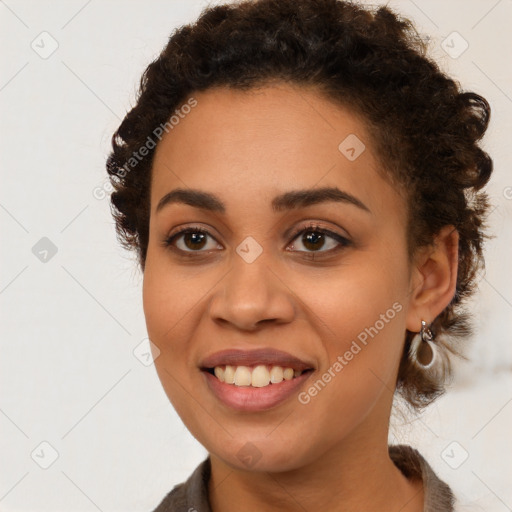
208, 416, 423, 512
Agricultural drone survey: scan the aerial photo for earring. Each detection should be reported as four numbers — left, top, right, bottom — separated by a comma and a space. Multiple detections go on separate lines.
409, 320, 437, 369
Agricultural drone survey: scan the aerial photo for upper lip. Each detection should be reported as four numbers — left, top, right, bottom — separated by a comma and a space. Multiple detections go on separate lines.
200, 348, 315, 372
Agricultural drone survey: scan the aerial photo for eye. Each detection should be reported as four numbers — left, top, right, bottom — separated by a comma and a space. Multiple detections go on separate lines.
287, 223, 351, 254
162, 222, 351, 256
162, 226, 222, 253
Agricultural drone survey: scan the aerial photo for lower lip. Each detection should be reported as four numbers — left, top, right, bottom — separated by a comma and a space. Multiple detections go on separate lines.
202, 370, 313, 412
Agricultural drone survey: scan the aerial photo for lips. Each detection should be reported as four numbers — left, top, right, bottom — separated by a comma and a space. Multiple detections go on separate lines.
199, 348, 315, 411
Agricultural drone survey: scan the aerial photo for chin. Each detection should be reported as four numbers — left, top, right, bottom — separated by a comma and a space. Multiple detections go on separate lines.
207, 433, 315, 473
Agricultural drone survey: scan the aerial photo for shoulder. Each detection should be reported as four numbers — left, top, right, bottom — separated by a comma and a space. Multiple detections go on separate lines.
151, 458, 212, 512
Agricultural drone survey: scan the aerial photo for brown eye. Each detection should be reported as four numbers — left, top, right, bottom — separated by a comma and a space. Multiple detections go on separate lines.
163, 227, 222, 253
288, 225, 351, 254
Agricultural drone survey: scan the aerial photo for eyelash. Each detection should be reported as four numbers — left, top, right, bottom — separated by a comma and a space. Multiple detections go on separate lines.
161, 222, 352, 257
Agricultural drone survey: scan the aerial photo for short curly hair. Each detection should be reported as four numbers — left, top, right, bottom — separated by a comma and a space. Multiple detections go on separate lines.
106, 0, 493, 409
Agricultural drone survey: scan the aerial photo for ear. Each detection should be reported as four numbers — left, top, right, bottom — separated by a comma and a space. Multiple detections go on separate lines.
405, 225, 459, 332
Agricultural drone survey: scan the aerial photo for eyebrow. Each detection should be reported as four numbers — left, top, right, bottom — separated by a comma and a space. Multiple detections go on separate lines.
155, 186, 371, 214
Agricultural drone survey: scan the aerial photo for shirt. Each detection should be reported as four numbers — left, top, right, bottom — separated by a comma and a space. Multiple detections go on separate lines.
151, 444, 455, 511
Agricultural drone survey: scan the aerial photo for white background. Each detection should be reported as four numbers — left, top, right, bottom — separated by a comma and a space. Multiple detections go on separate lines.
1, 0, 511, 510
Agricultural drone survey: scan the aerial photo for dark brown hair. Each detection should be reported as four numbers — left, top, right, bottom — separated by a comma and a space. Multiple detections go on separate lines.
106, 0, 493, 409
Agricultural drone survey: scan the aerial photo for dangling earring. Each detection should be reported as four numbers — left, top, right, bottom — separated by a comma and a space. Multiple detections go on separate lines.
409, 320, 437, 369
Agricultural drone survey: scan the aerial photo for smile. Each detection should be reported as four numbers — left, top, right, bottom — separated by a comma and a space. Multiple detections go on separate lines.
207, 364, 309, 387
200, 348, 315, 411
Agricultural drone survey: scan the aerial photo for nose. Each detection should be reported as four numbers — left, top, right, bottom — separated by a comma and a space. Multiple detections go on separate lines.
207, 252, 296, 331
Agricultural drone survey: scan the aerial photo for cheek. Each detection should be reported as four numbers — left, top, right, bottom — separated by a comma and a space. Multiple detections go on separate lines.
142, 262, 194, 402
142, 255, 216, 415
297, 258, 406, 349
142, 269, 199, 425
291, 257, 407, 406
142, 253, 206, 348
287, 288, 406, 462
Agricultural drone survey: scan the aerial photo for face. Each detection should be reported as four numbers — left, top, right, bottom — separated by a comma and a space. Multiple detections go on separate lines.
143, 83, 414, 473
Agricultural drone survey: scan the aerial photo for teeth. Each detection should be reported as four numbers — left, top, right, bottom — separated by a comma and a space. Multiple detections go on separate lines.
224, 365, 235, 384
214, 366, 225, 382
234, 366, 252, 386
283, 368, 294, 380
211, 364, 305, 387
269, 366, 284, 384
251, 365, 270, 387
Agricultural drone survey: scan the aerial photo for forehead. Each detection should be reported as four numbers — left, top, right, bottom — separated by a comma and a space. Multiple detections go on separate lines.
150, 83, 400, 218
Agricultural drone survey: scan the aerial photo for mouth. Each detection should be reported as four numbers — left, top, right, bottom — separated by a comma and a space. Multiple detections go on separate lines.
199, 348, 315, 411
202, 364, 313, 388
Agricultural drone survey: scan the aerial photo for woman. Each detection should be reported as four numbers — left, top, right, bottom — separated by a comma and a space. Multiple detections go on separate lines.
106, 0, 493, 510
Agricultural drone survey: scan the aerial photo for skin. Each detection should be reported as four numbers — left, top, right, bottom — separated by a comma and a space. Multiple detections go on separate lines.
142, 82, 459, 511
